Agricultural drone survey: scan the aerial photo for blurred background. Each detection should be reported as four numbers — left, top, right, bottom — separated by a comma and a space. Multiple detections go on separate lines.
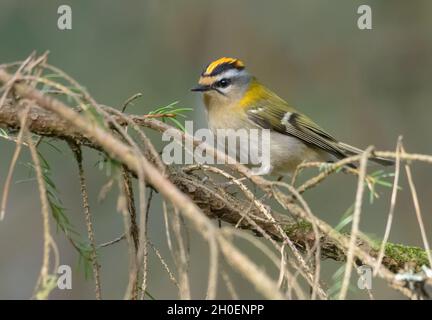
0, 0, 431, 299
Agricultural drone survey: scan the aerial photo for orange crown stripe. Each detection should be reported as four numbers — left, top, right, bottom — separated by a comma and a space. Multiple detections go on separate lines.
204, 57, 245, 75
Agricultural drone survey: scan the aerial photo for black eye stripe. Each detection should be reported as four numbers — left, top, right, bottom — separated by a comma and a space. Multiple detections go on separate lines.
215, 78, 231, 88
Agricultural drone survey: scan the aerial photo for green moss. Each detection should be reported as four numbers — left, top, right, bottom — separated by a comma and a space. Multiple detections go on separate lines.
284, 220, 313, 237
384, 242, 430, 267
282, 219, 430, 272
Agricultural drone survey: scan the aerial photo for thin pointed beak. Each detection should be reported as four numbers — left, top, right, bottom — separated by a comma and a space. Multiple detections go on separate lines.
191, 84, 211, 92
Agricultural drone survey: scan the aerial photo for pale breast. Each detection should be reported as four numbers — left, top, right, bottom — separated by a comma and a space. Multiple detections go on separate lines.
208, 122, 327, 175
268, 131, 329, 175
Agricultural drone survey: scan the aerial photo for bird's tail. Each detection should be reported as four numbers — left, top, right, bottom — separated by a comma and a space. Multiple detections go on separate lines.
338, 142, 394, 166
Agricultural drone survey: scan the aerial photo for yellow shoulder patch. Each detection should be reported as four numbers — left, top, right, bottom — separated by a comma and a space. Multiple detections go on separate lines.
204, 57, 245, 75
239, 79, 268, 108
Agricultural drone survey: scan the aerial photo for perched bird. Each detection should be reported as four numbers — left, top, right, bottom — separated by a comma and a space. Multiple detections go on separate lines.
191, 57, 393, 176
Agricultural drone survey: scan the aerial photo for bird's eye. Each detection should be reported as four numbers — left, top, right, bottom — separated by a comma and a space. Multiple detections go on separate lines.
216, 78, 230, 88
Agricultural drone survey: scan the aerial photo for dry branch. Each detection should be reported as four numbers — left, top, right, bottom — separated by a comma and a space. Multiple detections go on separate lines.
1, 64, 431, 299
0, 66, 285, 300
0, 88, 428, 273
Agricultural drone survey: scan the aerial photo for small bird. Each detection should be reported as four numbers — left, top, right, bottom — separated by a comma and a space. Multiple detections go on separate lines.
191, 57, 393, 176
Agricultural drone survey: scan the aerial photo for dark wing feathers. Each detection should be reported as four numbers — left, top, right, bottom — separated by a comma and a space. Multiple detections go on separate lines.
246, 105, 349, 160
243, 83, 394, 166
289, 113, 336, 142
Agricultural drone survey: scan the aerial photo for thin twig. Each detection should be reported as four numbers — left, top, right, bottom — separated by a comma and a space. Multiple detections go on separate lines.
404, 147, 432, 267
97, 234, 125, 248
374, 137, 402, 275
122, 168, 139, 250
272, 181, 325, 300
0, 54, 37, 221
1, 103, 31, 220
223, 227, 305, 299
70, 143, 102, 300
339, 146, 373, 300
148, 240, 180, 289
121, 93, 142, 113
118, 178, 139, 300
0, 52, 34, 109
25, 113, 57, 299
171, 206, 191, 299
218, 229, 285, 299
135, 159, 148, 300
206, 237, 219, 300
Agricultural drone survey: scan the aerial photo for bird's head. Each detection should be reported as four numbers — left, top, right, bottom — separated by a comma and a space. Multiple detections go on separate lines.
191, 57, 252, 107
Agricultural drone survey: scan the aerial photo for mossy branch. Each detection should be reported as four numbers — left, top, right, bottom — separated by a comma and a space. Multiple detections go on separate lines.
0, 91, 429, 274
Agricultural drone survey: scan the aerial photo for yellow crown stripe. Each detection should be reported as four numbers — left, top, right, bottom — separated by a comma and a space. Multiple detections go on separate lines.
205, 57, 244, 75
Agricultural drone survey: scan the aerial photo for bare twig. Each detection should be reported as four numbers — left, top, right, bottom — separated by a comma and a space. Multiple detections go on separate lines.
404, 147, 432, 267
25, 114, 57, 299
97, 234, 125, 248
122, 168, 139, 250
121, 93, 142, 113
148, 240, 180, 289
171, 206, 191, 299
218, 229, 285, 299
136, 160, 149, 300
206, 237, 219, 300
339, 147, 372, 300
1, 103, 31, 220
69, 143, 102, 300
374, 137, 403, 275
118, 178, 139, 300
0, 53, 34, 109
